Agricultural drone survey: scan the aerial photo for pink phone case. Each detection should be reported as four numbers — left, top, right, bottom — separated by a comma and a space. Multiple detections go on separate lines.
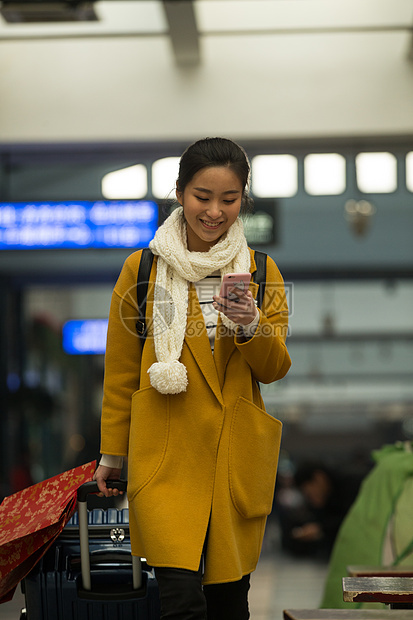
219, 272, 251, 300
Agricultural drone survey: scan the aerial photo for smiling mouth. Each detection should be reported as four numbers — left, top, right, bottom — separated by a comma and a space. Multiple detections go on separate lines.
200, 219, 223, 229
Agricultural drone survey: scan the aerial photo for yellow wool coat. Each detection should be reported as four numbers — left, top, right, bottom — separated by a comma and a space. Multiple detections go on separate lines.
100, 248, 291, 584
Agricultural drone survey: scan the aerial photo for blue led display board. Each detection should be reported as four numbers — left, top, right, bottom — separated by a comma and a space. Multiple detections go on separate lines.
0, 200, 158, 250
62, 319, 108, 355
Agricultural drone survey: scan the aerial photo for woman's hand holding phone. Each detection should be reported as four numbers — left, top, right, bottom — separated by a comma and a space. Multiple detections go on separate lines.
212, 272, 258, 326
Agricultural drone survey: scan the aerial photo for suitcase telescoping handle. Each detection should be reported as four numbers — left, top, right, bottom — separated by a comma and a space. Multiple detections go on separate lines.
77, 480, 142, 591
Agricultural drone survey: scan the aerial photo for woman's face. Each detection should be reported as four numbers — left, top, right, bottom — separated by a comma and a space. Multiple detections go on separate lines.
176, 165, 243, 252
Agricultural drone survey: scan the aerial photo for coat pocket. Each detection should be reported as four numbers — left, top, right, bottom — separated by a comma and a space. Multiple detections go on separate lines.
229, 396, 282, 519
128, 386, 169, 501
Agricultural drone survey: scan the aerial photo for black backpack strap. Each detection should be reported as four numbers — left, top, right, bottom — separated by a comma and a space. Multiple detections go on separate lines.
135, 248, 154, 343
253, 250, 267, 310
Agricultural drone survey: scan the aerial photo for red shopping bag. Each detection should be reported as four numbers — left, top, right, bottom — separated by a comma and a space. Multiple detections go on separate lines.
0, 460, 96, 603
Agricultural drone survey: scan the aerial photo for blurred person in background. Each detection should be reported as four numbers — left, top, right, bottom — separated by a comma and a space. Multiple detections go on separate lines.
289, 461, 363, 558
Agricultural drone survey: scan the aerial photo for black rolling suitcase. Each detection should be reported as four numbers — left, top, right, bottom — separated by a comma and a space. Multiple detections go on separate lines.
20, 480, 161, 620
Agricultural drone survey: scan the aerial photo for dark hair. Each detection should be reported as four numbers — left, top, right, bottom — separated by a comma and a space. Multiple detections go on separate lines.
176, 137, 254, 214
294, 461, 334, 487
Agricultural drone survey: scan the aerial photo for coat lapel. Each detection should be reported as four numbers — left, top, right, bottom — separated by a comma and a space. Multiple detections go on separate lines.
184, 284, 224, 406
213, 279, 259, 389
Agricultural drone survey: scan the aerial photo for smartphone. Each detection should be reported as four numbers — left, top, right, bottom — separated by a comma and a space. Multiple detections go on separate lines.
219, 272, 251, 301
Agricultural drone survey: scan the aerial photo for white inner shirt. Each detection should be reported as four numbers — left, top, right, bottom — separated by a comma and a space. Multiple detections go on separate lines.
194, 271, 221, 352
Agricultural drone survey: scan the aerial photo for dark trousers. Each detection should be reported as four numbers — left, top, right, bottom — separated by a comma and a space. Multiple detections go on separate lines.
154, 565, 250, 620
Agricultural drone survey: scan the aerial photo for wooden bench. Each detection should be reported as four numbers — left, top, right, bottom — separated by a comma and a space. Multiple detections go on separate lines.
342, 576, 413, 607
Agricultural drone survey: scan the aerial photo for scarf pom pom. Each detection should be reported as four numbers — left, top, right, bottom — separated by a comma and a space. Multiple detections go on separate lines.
148, 360, 188, 395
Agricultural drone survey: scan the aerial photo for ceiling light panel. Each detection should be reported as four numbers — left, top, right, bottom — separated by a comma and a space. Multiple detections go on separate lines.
406, 152, 413, 192
152, 157, 180, 199
304, 153, 346, 195
356, 152, 397, 193
102, 164, 147, 200
0, 2, 98, 24
0, 0, 167, 37
252, 155, 297, 198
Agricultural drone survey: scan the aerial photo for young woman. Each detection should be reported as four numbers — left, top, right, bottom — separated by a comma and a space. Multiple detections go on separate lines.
94, 137, 291, 619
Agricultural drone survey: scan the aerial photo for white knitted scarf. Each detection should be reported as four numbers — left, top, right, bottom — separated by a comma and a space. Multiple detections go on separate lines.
148, 207, 250, 394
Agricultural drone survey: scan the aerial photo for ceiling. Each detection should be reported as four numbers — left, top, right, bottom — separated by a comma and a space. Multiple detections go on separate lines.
0, 0, 412, 67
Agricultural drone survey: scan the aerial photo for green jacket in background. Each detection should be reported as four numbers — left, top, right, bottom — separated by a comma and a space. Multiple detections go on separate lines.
321, 442, 413, 609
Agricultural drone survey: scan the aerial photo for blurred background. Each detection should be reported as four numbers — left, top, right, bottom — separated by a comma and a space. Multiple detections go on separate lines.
0, 0, 412, 599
